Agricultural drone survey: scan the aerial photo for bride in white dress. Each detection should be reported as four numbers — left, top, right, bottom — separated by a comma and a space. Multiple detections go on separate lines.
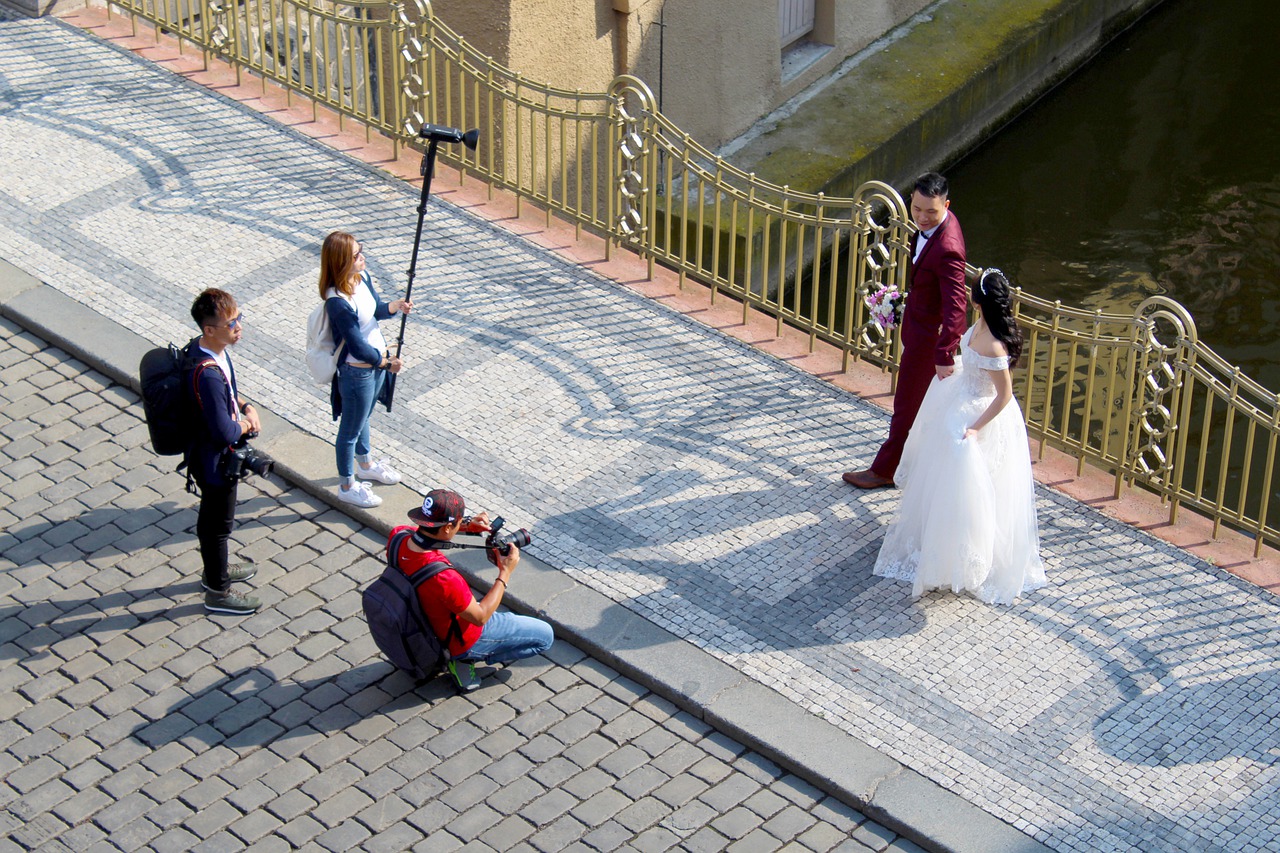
873, 269, 1046, 604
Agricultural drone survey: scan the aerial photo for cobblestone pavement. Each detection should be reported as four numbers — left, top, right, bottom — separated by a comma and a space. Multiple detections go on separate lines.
1, 11, 1279, 853
0, 321, 915, 852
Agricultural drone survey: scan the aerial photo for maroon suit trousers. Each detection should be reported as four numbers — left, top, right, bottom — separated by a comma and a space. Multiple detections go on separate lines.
870, 334, 938, 480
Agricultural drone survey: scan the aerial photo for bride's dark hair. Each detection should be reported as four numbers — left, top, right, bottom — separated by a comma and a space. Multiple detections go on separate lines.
971, 269, 1023, 367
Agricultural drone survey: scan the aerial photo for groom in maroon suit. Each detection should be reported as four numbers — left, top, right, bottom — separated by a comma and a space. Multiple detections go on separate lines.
844, 172, 968, 489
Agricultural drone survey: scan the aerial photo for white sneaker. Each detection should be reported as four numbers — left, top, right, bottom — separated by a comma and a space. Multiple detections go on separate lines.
337, 481, 382, 508
356, 459, 402, 485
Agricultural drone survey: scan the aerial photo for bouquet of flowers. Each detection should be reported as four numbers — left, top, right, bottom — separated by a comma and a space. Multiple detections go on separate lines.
864, 285, 905, 330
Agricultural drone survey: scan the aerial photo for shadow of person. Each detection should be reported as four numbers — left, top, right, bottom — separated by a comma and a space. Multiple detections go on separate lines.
127, 653, 531, 752
0, 582, 199, 663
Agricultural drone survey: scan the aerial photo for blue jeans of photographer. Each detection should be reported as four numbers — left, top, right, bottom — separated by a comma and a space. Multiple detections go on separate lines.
335, 362, 385, 484
460, 612, 555, 665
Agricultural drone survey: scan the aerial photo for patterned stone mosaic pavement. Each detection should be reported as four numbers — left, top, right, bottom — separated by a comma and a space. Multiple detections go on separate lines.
1, 11, 1278, 852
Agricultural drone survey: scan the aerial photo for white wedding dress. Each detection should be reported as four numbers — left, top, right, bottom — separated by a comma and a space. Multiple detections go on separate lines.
873, 327, 1046, 604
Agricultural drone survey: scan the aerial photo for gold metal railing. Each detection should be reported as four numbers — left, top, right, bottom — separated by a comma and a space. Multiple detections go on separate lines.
1008, 290, 1280, 556
98, 0, 1280, 554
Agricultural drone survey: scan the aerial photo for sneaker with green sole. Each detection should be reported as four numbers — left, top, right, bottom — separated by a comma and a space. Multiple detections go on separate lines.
446, 659, 481, 692
201, 562, 257, 593
204, 589, 262, 616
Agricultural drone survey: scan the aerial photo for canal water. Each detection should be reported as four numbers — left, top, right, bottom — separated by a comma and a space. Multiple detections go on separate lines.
948, 0, 1280, 393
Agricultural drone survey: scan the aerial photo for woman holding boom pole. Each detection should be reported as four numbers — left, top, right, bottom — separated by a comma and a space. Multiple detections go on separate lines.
318, 231, 413, 508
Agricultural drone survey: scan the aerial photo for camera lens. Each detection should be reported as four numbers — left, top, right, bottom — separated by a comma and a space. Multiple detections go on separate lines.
247, 453, 273, 478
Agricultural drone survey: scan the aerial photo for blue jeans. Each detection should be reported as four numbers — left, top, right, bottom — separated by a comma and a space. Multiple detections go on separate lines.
335, 363, 385, 481
460, 612, 554, 664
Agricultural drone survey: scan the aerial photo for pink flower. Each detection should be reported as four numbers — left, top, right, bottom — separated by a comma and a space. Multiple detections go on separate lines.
864, 285, 905, 330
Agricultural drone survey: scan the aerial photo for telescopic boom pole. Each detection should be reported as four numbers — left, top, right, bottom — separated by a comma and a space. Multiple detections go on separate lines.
382, 125, 478, 411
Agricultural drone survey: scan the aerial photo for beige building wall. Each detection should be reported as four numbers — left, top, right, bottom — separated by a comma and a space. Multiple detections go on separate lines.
429, 0, 933, 151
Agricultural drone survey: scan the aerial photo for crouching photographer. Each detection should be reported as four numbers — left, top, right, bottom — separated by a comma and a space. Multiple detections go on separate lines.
389, 488, 553, 691
185, 288, 272, 617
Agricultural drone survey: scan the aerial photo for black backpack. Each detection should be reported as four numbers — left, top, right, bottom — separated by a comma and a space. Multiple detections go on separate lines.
138, 339, 213, 456
364, 530, 462, 679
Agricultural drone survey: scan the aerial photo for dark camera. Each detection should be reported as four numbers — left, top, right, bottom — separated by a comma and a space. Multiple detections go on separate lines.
221, 433, 274, 480
485, 516, 531, 561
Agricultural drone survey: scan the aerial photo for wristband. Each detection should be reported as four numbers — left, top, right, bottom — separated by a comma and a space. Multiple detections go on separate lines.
495, 578, 507, 591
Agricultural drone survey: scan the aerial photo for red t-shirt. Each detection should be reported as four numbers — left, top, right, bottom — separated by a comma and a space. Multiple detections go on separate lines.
388, 525, 482, 656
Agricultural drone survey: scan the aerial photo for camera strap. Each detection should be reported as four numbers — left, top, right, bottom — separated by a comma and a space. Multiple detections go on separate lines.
412, 530, 455, 550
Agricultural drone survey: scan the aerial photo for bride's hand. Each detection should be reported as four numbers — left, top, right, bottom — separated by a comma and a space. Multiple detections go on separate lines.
963, 427, 979, 441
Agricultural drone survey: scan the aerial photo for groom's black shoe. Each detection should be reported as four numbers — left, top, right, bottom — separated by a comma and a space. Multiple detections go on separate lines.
842, 469, 895, 489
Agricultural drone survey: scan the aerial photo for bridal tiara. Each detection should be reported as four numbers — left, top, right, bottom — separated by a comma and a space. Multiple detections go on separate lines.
978, 267, 1003, 296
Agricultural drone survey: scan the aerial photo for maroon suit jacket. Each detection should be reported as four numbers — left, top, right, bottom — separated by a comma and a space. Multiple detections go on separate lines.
903, 211, 968, 366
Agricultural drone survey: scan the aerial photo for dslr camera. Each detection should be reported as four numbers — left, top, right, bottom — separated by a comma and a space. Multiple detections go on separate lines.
221, 431, 274, 481
485, 516, 532, 564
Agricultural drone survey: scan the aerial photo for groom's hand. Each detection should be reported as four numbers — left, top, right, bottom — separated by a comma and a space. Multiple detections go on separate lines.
936, 364, 955, 379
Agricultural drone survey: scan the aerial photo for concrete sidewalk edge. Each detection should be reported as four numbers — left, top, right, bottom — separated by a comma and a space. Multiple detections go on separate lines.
0, 256, 1053, 853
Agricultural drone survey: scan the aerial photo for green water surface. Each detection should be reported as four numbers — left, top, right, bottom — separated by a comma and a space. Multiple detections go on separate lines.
949, 0, 1280, 392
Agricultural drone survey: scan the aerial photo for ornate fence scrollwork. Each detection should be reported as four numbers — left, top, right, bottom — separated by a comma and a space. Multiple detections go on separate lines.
1129, 297, 1195, 488
204, 0, 230, 53
849, 181, 911, 368
608, 76, 656, 249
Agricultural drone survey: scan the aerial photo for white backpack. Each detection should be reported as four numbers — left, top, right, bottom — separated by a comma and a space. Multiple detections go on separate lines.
305, 299, 345, 385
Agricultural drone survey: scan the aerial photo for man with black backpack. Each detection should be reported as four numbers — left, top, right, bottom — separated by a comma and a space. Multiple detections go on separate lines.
185, 289, 263, 616
385, 489, 553, 691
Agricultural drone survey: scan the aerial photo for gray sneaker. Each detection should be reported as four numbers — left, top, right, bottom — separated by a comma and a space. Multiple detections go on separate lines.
201, 562, 257, 593
204, 589, 262, 616
446, 659, 481, 692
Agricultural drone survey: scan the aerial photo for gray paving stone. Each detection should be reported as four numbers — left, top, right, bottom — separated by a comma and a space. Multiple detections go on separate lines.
614, 796, 668, 834
562, 732, 616, 769
687, 755, 734, 785
311, 787, 375, 829
146, 798, 195, 832
598, 744, 650, 779
528, 756, 581, 790
315, 818, 372, 851
481, 773, 540, 814
519, 732, 567, 763
569, 787, 631, 828
763, 804, 819, 841
447, 802, 504, 842
361, 820, 426, 853
652, 772, 710, 809
355, 766, 409, 802
813, 797, 866, 835
226, 779, 277, 814
479, 814, 536, 849
149, 827, 202, 853
614, 764, 670, 800
91, 790, 156, 835
228, 808, 283, 843
355, 793, 415, 833
849, 819, 896, 851
474, 726, 527, 762
712, 805, 765, 841
528, 814, 589, 852
799, 821, 857, 853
